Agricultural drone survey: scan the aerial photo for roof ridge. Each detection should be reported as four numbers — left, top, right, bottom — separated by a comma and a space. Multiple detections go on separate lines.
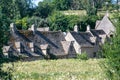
79, 33, 95, 45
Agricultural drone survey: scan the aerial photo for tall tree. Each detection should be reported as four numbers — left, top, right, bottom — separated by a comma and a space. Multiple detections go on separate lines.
0, 0, 34, 19
35, 1, 54, 18
0, 9, 10, 57
81, 0, 109, 15
102, 11, 120, 79
53, 0, 72, 10
14, 0, 34, 18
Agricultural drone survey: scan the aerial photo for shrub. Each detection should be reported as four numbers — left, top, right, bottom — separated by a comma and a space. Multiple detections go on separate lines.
101, 12, 120, 79
15, 17, 28, 30
76, 52, 88, 60
27, 16, 49, 28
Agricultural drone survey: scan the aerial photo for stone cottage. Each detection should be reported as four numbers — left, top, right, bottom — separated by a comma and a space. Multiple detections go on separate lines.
3, 23, 76, 59
2, 13, 116, 60
95, 12, 116, 37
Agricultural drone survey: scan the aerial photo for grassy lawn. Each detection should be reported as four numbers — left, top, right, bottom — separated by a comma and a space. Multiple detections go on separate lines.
2, 59, 108, 80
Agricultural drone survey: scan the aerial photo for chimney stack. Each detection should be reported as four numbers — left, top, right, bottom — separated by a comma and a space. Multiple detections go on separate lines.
31, 24, 36, 32
74, 25, 79, 32
10, 23, 17, 32
86, 25, 90, 32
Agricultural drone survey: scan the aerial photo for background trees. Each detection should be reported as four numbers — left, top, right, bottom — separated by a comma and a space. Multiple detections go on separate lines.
0, 7, 12, 80
1, 0, 116, 31
35, 1, 55, 18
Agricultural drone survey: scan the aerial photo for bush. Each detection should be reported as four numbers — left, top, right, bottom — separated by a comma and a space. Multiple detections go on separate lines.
48, 11, 95, 32
76, 52, 88, 60
27, 16, 49, 28
101, 12, 120, 79
15, 17, 28, 30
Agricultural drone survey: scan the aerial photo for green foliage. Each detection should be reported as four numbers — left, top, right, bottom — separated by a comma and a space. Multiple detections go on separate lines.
27, 16, 49, 28
79, 15, 99, 31
0, 0, 34, 19
15, 17, 28, 30
48, 11, 99, 31
76, 52, 88, 60
49, 53, 58, 59
48, 11, 83, 31
53, 0, 72, 10
0, 9, 10, 56
15, 16, 50, 30
35, 2, 55, 18
101, 11, 120, 79
0, 8, 13, 80
48, 11, 69, 31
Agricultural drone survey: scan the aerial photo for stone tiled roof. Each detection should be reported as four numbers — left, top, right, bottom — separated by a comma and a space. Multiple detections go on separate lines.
9, 30, 68, 56
90, 29, 106, 38
70, 32, 93, 47
80, 32, 96, 45
95, 20, 101, 28
95, 14, 116, 35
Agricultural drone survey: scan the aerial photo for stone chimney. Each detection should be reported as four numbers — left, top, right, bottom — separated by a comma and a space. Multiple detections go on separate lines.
86, 25, 90, 32
10, 23, 17, 32
106, 10, 109, 17
74, 25, 79, 32
31, 24, 36, 32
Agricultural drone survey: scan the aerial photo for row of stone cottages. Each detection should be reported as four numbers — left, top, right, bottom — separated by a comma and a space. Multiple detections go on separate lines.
3, 13, 116, 60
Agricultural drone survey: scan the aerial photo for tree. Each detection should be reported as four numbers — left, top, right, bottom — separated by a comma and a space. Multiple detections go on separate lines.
27, 16, 49, 28
35, 2, 55, 18
13, 0, 34, 18
0, 10, 10, 57
0, 0, 34, 19
0, 7, 12, 80
81, 0, 108, 15
53, 0, 72, 10
48, 12, 69, 31
101, 11, 120, 79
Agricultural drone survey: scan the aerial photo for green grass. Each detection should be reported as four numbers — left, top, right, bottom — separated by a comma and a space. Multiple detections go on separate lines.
2, 59, 108, 80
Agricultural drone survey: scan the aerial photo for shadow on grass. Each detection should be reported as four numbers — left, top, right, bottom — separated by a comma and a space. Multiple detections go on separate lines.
0, 57, 19, 80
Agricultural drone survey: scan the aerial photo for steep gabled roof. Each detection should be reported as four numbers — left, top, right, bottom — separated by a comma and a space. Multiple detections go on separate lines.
3, 46, 10, 53
95, 20, 101, 28
91, 29, 106, 38
70, 32, 93, 47
80, 32, 96, 45
61, 41, 71, 54
40, 44, 49, 50
95, 14, 115, 35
